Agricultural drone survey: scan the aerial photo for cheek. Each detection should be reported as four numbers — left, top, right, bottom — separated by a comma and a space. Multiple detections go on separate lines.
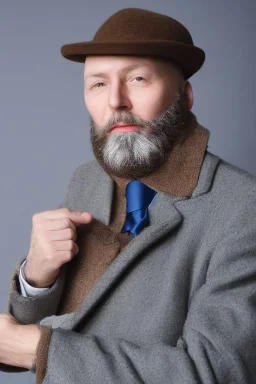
130, 82, 176, 121
133, 93, 173, 121
85, 95, 106, 127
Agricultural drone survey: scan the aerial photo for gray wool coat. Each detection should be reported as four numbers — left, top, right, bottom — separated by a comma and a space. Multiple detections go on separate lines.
5, 151, 256, 383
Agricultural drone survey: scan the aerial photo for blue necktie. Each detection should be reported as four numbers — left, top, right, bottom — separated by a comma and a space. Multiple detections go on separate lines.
121, 180, 157, 236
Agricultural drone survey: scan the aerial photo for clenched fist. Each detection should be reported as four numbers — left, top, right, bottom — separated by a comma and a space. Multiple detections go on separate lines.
24, 208, 93, 288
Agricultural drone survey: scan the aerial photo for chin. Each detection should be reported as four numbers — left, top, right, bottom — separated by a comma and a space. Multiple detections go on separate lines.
100, 156, 168, 179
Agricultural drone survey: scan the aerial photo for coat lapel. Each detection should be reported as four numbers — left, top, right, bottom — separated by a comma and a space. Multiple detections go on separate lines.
42, 149, 220, 330
71, 191, 186, 329
40, 190, 186, 330
81, 163, 114, 226
68, 152, 220, 329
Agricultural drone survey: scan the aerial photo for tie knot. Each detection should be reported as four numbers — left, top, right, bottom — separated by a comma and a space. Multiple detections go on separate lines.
125, 180, 157, 213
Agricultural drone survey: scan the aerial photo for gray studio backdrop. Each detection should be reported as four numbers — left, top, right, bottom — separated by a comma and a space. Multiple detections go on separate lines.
1, 1, 255, 383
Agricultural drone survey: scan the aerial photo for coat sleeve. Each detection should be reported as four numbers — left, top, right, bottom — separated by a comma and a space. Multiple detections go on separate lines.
0, 237, 66, 374
0, 162, 93, 374
5, 163, 84, 325
7, 258, 66, 325
6, 193, 67, 326
35, 199, 256, 384
0, 168, 79, 374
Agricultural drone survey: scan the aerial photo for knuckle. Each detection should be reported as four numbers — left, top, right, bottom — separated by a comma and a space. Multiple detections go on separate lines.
63, 218, 70, 229
62, 208, 72, 215
63, 217, 73, 229
64, 251, 74, 262
72, 241, 79, 252
32, 213, 46, 230
32, 213, 40, 225
67, 228, 75, 239
67, 240, 74, 250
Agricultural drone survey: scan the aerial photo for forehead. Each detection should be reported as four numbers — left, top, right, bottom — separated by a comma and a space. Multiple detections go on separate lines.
84, 55, 177, 77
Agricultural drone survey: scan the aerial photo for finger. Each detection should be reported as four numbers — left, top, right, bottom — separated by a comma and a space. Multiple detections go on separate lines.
52, 240, 79, 253
55, 250, 78, 263
38, 208, 93, 224
48, 228, 77, 241
45, 218, 77, 232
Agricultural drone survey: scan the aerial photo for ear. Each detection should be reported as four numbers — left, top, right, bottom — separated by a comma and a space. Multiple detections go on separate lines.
184, 81, 194, 110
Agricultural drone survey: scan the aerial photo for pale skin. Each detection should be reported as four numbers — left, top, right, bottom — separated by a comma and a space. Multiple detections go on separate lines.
84, 55, 194, 130
0, 55, 193, 369
0, 209, 93, 369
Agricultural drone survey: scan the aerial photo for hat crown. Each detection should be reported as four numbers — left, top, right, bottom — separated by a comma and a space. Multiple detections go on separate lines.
61, 8, 205, 79
93, 8, 194, 45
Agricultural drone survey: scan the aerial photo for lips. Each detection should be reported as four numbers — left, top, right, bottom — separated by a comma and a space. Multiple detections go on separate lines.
110, 123, 142, 133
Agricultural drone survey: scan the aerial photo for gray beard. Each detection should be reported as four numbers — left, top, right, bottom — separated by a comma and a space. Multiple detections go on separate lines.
90, 92, 189, 179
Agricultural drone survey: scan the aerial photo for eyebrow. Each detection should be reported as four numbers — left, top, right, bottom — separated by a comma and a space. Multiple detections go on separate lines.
84, 64, 151, 80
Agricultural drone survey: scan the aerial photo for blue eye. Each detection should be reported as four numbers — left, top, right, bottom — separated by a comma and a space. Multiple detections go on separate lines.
135, 77, 144, 82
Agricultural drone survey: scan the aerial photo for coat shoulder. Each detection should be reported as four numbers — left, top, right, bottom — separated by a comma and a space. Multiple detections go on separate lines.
70, 159, 103, 181
210, 152, 256, 197
59, 160, 106, 209
202, 152, 256, 222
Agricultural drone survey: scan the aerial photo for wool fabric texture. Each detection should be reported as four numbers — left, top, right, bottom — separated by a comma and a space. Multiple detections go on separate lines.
5, 108, 256, 382
33, 112, 210, 383
6, 111, 216, 383
61, 8, 205, 79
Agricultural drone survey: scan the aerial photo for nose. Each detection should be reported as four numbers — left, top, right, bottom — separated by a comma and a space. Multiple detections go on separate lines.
108, 80, 132, 111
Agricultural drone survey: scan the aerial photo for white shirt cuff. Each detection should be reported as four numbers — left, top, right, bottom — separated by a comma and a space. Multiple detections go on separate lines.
19, 260, 50, 297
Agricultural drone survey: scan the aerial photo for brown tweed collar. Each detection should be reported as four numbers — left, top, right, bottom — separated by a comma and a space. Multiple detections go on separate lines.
108, 111, 210, 197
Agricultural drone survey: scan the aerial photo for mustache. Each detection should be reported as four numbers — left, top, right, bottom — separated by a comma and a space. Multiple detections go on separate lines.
94, 111, 149, 136
91, 91, 187, 138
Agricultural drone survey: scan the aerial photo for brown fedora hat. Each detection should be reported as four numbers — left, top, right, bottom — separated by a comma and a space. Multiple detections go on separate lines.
61, 8, 205, 80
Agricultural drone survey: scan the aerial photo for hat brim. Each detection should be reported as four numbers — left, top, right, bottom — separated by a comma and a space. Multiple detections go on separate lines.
61, 40, 205, 80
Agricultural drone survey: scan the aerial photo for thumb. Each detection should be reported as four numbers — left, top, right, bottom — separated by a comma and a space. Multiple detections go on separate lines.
66, 210, 93, 226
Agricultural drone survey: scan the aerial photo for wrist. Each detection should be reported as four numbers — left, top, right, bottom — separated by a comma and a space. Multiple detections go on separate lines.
16, 324, 41, 370
24, 264, 57, 288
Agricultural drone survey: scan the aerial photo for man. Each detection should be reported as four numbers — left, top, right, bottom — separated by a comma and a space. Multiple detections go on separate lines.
1, 7, 256, 384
